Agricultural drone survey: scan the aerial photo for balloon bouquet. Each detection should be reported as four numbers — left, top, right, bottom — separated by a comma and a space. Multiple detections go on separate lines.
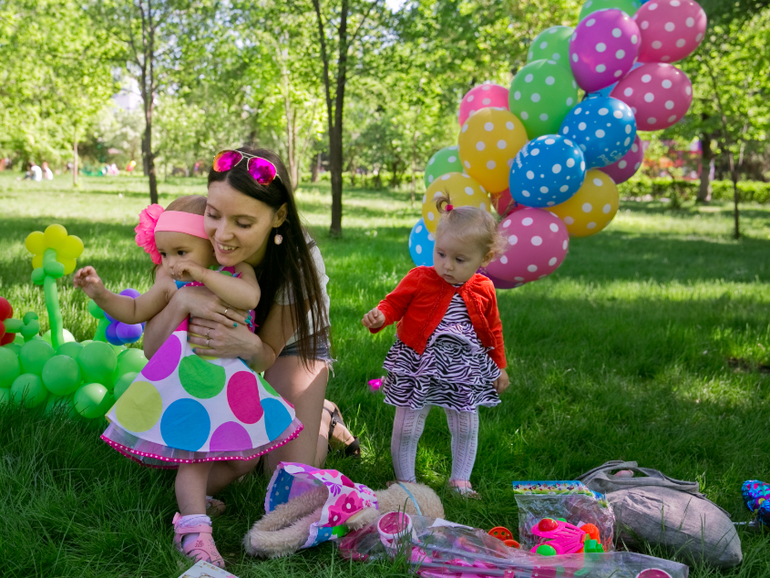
414, 0, 707, 289
0, 224, 148, 419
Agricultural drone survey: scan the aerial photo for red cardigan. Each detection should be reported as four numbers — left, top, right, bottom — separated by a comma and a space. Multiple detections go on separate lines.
370, 266, 506, 369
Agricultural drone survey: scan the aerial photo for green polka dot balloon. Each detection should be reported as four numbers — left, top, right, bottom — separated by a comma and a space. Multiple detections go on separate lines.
527, 26, 574, 66
579, 0, 640, 21
509, 60, 578, 139
424, 146, 463, 188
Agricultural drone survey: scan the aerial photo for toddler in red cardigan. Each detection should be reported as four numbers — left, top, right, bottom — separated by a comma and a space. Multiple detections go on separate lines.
362, 195, 509, 497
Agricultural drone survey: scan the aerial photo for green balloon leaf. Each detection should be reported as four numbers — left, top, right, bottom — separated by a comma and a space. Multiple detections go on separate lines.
31, 267, 46, 286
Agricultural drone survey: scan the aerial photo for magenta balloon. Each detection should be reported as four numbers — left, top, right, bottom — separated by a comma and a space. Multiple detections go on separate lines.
610, 63, 692, 130
600, 135, 644, 183
458, 84, 509, 126
633, 0, 708, 63
485, 208, 569, 283
569, 9, 641, 93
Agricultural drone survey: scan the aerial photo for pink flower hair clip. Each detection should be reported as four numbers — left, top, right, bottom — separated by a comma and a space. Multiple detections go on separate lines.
135, 204, 164, 264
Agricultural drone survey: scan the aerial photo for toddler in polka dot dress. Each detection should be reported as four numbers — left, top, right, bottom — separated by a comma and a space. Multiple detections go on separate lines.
73, 195, 302, 568
362, 194, 510, 498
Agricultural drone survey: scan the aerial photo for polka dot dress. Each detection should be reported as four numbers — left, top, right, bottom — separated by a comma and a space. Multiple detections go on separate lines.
102, 293, 301, 467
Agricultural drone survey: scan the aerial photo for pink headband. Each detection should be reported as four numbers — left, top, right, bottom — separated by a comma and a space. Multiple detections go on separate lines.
134, 204, 208, 265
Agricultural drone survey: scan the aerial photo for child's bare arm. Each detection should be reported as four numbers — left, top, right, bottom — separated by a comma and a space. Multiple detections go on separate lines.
74, 266, 172, 324
170, 260, 260, 311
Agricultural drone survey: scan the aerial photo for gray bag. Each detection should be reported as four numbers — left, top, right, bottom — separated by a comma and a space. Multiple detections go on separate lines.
577, 460, 742, 568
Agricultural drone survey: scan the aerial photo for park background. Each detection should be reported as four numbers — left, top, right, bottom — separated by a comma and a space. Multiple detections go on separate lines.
1, 0, 770, 577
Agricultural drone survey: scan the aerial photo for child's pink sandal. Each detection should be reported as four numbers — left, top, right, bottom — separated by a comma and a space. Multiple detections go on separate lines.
448, 480, 481, 499
172, 513, 225, 568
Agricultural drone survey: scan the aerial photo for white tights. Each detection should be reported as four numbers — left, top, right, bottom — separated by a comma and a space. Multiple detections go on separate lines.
391, 405, 479, 483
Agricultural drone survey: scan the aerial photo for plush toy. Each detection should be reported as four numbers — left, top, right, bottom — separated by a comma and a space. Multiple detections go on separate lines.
244, 462, 444, 558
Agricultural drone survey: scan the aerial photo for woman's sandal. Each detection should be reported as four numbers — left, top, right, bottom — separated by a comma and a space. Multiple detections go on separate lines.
172, 513, 225, 568
324, 402, 361, 458
448, 480, 481, 500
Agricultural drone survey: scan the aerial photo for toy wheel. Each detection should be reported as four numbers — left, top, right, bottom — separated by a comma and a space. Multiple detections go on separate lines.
488, 526, 513, 541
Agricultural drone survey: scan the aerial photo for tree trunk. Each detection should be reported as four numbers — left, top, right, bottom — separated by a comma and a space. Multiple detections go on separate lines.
329, 124, 344, 236
696, 131, 712, 203
72, 138, 79, 187
145, 123, 158, 204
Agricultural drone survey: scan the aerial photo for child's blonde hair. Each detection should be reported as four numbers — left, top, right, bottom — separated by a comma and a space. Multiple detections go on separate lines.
165, 195, 208, 215
434, 193, 506, 257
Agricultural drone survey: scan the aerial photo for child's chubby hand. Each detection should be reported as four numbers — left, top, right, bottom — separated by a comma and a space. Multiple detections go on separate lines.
362, 307, 385, 329
73, 266, 105, 298
169, 260, 206, 283
493, 370, 510, 394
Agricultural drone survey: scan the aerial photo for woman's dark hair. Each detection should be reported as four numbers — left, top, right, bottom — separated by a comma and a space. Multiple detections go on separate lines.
207, 147, 329, 365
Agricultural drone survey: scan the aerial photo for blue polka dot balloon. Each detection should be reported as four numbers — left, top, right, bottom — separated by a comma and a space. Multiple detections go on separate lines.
509, 135, 586, 208
559, 96, 637, 169
408, 218, 435, 267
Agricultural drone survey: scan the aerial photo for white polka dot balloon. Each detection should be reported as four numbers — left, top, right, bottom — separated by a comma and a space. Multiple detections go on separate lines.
458, 107, 529, 193
485, 208, 569, 284
421, 172, 491, 234
509, 135, 586, 208
546, 169, 619, 236
408, 218, 435, 267
601, 135, 644, 184
527, 26, 574, 64
424, 145, 463, 188
610, 63, 692, 130
633, 0, 708, 63
569, 8, 641, 93
459, 83, 510, 126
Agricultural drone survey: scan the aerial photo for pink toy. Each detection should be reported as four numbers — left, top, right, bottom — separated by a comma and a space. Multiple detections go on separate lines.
530, 518, 604, 556
611, 62, 693, 130
569, 9, 641, 93
368, 378, 383, 392
600, 135, 644, 184
634, 0, 707, 63
459, 84, 509, 126
484, 208, 569, 285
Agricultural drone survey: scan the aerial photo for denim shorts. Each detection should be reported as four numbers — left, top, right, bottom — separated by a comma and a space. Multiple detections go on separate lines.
278, 336, 335, 365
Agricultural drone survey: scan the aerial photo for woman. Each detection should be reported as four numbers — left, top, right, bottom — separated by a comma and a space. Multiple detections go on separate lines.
143, 147, 350, 502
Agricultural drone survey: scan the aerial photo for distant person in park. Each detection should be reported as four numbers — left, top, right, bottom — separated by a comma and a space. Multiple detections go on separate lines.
22, 161, 42, 181
141, 148, 351, 564
362, 194, 509, 498
75, 194, 306, 568
41, 161, 53, 180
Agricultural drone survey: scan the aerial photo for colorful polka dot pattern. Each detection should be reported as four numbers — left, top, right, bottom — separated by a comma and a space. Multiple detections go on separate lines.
579, 0, 641, 21
601, 135, 644, 184
105, 321, 299, 455
610, 62, 692, 130
485, 208, 569, 285
408, 218, 435, 267
458, 84, 510, 126
424, 145, 463, 188
569, 9, 641, 93
458, 108, 529, 193
547, 169, 619, 237
527, 26, 574, 65
633, 0, 707, 63
560, 96, 637, 169
510, 135, 586, 208
509, 59, 578, 139
422, 172, 491, 234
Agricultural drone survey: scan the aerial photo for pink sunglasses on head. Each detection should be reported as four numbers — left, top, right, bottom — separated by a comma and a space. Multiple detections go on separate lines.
212, 150, 279, 186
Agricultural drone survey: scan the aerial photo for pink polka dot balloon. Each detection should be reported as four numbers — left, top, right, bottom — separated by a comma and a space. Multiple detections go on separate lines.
459, 84, 510, 126
610, 63, 692, 130
601, 135, 644, 183
570, 8, 641, 93
485, 208, 569, 284
634, 0, 708, 63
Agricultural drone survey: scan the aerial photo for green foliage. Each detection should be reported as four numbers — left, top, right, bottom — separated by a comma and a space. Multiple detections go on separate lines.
619, 177, 770, 204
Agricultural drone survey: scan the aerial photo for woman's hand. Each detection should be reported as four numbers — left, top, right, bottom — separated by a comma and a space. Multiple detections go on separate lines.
493, 371, 510, 394
172, 285, 249, 327
188, 316, 261, 361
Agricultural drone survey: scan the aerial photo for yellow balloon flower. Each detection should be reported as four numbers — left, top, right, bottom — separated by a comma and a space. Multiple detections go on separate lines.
422, 173, 491, 234
458, 108, 529, 194
546, 170, 619, 237
25, 224, 84, 274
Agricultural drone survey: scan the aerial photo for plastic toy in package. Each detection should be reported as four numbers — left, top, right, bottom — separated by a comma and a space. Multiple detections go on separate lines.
338, 512, 689, 578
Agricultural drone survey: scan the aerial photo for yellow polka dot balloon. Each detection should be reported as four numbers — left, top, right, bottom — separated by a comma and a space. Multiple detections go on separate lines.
458, 108, 528, 194
546, 169, 619, 237
421, 172, 491, 234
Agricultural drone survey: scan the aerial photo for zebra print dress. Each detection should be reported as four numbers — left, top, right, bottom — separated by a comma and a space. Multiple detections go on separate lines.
382, 293, 501, 413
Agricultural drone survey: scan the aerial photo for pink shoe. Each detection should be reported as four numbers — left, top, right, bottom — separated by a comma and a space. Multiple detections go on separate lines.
172, 513, 225, 568
448, 480, 481, 499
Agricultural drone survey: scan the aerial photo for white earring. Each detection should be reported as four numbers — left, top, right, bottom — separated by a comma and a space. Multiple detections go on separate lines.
274, 233, 283, 245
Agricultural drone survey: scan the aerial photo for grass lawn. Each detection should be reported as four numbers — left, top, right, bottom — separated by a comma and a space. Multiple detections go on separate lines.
1, 173, 769, 577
